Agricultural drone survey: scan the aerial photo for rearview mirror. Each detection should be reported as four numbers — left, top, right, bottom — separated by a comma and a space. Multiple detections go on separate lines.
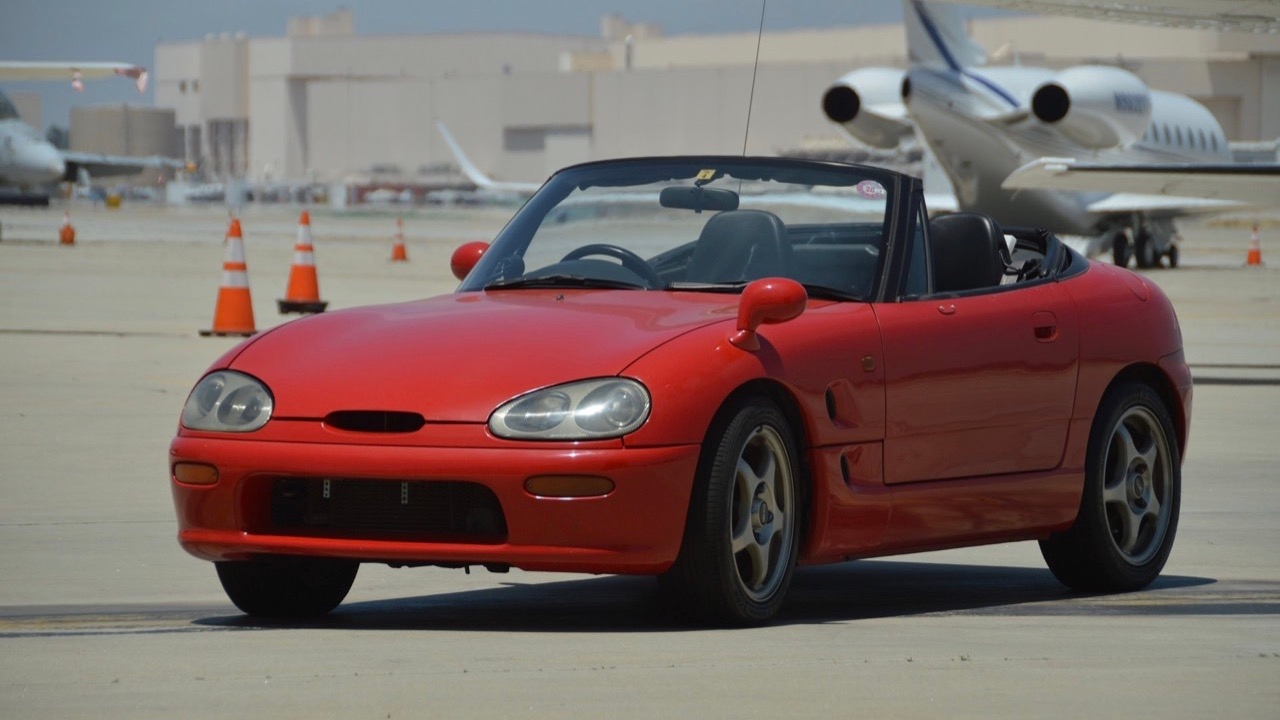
659, 186, 739, 213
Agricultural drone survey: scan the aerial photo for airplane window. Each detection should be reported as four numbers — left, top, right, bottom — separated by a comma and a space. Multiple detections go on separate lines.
1176, 126, 1183, 147
1212, 134, 1219, 152
1198, 129, 1207, 150
1162, 125, 1171, 145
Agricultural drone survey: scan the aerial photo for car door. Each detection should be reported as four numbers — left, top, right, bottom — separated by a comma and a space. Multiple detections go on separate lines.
872, 205, 1079, 485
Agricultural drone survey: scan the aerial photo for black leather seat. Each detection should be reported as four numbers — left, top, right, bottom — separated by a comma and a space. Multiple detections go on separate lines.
928, 212, 1011, 293
685, 210, 792, 284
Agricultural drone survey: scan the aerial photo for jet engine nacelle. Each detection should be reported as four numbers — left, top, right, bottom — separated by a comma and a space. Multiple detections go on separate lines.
821, 68, 913, 150
1030, 66, 1152, 150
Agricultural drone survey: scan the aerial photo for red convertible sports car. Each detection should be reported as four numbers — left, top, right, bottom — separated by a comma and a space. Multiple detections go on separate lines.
170, 156, 1190, 625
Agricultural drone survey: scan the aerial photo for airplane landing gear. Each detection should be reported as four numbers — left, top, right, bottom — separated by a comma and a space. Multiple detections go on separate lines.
1135, 230, 1159, 269
1112, 231, 1131, 268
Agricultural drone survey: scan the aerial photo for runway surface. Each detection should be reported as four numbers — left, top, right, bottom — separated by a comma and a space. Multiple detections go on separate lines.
1, 203, 1277, 718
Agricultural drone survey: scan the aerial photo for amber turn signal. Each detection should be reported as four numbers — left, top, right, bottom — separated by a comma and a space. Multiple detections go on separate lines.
524, 475, 615, 498
173, 462, 219, 485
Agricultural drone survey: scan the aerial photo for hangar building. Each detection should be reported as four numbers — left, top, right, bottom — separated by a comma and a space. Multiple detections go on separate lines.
153, 9, 1280, 186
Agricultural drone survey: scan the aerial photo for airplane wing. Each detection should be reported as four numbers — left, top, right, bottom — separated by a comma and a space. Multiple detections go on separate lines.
930, 0, 1280, 33
0, 61, 148, 92
1004, 157, 1280, 207
61, 151, 183, 180
435, 120, 542, 194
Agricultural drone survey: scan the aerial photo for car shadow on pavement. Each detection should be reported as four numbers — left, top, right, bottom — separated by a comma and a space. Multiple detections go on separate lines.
192, 560, 1235, 633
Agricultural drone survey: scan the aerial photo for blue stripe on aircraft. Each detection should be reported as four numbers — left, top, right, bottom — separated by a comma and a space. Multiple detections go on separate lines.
911, 0, 1020, 109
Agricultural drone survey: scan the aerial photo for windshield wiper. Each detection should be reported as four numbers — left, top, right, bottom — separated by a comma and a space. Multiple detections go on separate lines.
667, 281, 749, 293
484, 274, 649, 291
668, 280, 863, 302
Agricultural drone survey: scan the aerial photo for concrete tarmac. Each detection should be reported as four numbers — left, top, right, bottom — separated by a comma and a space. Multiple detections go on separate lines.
1, 203, 1277, 718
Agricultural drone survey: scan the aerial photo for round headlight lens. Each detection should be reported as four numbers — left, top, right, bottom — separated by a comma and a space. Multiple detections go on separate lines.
490, 378, 650, 440
576, 381, 649, 433
181, 371, 273, 432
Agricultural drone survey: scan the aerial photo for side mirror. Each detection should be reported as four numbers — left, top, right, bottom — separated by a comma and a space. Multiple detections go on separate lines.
730, 278, 807, 351
450, 241, 489, 281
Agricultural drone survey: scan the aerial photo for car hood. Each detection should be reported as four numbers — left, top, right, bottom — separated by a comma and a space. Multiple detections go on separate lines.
229, 289, 739, 422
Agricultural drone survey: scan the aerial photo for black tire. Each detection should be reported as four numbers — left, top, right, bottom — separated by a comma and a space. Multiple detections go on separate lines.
216, 556, 359, 618
659, 396, 803, 625
1111, 232, 1131, 268
1167, 244, 1180, 269
1135, 232, 1158, 269
1040, 382, 1180, 592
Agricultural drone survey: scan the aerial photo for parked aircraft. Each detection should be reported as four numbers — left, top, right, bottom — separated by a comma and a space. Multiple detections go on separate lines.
0, 61, 181, 204
434, 120, 542, 198
822, 0, 1279, 268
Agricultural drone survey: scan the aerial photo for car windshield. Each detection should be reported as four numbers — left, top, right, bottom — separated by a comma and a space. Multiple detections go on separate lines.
457, 157, 893, 301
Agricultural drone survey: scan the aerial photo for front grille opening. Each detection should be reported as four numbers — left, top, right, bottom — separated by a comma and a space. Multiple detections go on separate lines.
268, 478, 507, 541
324, 410, 426, 433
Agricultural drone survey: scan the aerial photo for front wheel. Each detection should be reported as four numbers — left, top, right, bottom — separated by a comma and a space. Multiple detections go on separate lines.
660, 397, 802, 625
1040, 382, 1180, 592
216, 556, 359, 618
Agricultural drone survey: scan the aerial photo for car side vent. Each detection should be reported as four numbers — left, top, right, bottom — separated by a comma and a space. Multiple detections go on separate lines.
325, 410, 426, 433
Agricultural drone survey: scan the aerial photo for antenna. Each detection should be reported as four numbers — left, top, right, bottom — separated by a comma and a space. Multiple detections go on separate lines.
742, 0, 767, 156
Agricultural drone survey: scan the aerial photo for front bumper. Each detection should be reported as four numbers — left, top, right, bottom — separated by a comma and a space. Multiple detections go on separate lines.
170, 434, 700, 575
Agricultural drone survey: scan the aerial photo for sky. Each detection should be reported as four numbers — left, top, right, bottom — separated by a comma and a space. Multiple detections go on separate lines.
0, 0, 965, 133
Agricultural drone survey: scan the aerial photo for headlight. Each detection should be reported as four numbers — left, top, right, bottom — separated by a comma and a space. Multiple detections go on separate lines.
181, 370, 273, 432
490, 378, 650, 440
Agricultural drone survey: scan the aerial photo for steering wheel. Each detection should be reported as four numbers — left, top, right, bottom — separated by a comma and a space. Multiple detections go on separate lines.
561, 243, 664, 288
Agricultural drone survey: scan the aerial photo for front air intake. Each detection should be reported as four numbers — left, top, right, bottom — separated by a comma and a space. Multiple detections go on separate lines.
324, 410, 426, 433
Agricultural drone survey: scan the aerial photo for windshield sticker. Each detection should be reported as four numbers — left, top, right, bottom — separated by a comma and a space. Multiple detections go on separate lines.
855, 180, 886, 200
696, 169, 717, 182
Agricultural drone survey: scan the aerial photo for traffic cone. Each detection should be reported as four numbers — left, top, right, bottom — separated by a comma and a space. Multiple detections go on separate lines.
200, 218, 257, 337
58, 211, 75, 246
391, 216, 408, 262
277, 210, 328, 314
1246, 224, 1264, 266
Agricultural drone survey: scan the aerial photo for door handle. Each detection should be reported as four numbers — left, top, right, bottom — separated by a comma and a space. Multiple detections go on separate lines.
1032, 311, 1058, 342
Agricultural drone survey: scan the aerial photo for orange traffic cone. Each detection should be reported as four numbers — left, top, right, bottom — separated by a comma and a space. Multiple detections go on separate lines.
277, 210, 328, 314
59, 211, 75, 246
200, 218, 257, 337
391, 216, 408, 262
1246, 224, 1264, 267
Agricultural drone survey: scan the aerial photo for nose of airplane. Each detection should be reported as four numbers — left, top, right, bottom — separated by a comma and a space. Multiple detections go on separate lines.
18, 140, 66, 183
36, 142, 66, 180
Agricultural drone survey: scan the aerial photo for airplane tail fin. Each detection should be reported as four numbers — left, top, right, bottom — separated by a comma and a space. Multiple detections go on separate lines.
904, 0, 988, 70
435, 119, 500, 190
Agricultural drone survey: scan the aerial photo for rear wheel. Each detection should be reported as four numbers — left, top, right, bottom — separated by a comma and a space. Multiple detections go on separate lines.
660, 397, 802, 625
1040, 382, 1180, 591
216, 556, 359, 618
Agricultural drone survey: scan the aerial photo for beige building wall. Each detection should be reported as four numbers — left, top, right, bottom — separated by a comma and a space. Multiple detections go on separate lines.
151, 12, 1280, 185
10, 92, 40, 129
